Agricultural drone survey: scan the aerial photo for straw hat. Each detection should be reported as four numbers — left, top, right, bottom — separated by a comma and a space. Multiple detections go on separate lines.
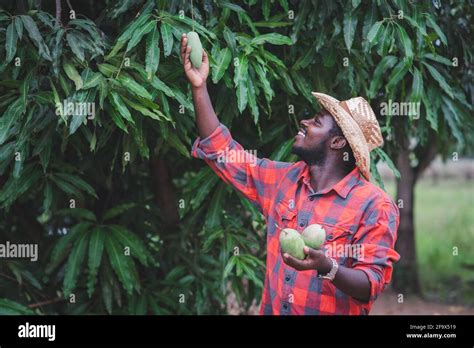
311, 92, 384, 180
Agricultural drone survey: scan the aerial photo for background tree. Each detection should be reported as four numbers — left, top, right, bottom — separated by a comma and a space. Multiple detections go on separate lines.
0, 0, 472, 314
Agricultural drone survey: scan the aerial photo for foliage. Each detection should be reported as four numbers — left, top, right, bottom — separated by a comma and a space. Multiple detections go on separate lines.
0, 0, 472, 314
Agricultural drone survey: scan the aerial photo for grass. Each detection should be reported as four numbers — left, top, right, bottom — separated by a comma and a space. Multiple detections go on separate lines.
384, 179, 474, 306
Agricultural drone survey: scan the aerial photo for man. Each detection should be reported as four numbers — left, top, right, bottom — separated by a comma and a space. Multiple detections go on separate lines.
181, 33, 400, 315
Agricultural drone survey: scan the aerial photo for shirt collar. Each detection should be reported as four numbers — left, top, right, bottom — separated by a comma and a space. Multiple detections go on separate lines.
300, 165, 361, 199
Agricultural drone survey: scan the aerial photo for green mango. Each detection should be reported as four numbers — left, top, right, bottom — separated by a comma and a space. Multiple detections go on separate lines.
301, 224, 326, 249
279, 228, 305, 260
186, 31, 203, 68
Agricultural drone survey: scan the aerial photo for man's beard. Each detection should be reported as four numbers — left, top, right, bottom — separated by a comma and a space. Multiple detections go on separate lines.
292, 141, 327, 166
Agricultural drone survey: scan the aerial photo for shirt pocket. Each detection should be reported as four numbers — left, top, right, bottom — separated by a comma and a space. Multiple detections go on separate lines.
320, 223, 355, 264
274, 200, 297, 229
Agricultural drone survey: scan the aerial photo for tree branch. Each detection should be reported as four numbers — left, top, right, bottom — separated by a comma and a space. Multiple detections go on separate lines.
414, 129, 438, 179
28, 297, 65, 309
55, 0, 62, 26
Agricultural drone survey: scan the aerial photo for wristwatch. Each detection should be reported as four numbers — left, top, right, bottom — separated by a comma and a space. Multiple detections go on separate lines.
318, 257, 339, 281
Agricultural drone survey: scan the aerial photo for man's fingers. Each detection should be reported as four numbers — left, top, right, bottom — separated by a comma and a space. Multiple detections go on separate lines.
183, 44, 192, 71
282, 253, 307, 270
202, 49, 208, 63
180, 34, 187, 61
306, 247, 326, 261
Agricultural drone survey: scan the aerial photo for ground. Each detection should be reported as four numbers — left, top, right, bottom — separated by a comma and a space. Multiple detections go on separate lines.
371, 288, 474, 315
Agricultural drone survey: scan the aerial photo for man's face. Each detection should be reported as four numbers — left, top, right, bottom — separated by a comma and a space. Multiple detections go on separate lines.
292, 109, 335, 165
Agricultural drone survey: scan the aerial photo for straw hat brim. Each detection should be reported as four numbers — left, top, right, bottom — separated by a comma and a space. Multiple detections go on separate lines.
311, 92, 371, 180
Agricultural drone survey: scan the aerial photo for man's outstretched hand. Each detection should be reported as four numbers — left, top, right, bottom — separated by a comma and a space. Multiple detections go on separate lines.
181, 33, 209, 89
282, 246, 333, 273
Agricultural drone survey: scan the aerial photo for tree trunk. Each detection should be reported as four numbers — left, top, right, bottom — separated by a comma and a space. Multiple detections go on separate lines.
150, 153, 180, 228
393, 145, 420, 293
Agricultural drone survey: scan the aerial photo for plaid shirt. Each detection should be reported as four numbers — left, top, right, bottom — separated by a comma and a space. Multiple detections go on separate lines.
191, 123, 400, 315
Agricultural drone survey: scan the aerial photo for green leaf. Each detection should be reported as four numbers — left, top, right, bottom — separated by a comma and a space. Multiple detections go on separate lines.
169, 14, 217, 40
56, 207, 97, 222
47, 222, 90, 273
63, 62, 83, 90
102, 203, 136, 222
233, 54, 248, 113
411, 67, 423, 103
223, 255, 236, 278
0, 299, 35, 315
190, 172, 219, 210
422, 61, 453, 98
441, 96, 464, 147
377, 23, 392, 56
20, 71, 32, 107
105, 234, 137, 295
124, 99, 163, 121
236, 79, 248, 113
109, 225, 149, 266
221, 1, 246, 13
250, 33, 292, 45
253, 63, 273, 104
426, 14, 447, 46
167, 131, 190, 157
212, 47, 232, 84
423, 53, 452, 66
66, 32, 85, 61
160, 21, 173, 57
42, 181, 53, 212
373, 148, 400, 179
396, 24, 413, 58
205, 182, 226, 229
291, 69, 314, 104
54, 172, 98, 199
271, 138, 294, 161
109, 107, 128, 133
247, 75, 259, 124
109, 91, 134, 124
82, 72, 102, 89
0, 98, 23, 145
293, 46, 315, 69
100, 261, 114, 314
145, 26, 160, 80
63, 232, 89, 297
107, 13, 152, 59
14, 16, 23, 40
343, 10, 358, 51
87, 227, 105, 298
387, 58, 411, 91
149, 76, 175, 98
126, 20, 156, 52
223, 26, 236, 53
5, 23, 18, 63
20, 15, 51, 60
368, 55, 397, 98
367, 20, 383, 43
0, 164, 41, 208
117, 75, 152, 100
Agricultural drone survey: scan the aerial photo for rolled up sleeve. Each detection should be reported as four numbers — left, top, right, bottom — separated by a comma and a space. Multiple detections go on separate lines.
191, 123, 293, 215
351, 200, 401, 303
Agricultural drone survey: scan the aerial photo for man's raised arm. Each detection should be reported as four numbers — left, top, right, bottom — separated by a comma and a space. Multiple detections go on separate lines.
180, 33, 218, 138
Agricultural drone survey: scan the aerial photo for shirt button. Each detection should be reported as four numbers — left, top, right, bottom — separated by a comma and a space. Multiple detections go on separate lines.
283, 303, 288, 309
285, 276, 291, 282
299, 223, 305, 227
309, 196, 315, 201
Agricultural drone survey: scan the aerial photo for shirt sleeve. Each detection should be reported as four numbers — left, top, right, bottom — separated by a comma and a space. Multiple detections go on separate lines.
351, 199, 401, 303
191, 123, 293, 216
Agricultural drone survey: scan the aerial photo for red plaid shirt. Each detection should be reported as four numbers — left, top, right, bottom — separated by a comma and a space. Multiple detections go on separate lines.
192, 123, 400, 315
